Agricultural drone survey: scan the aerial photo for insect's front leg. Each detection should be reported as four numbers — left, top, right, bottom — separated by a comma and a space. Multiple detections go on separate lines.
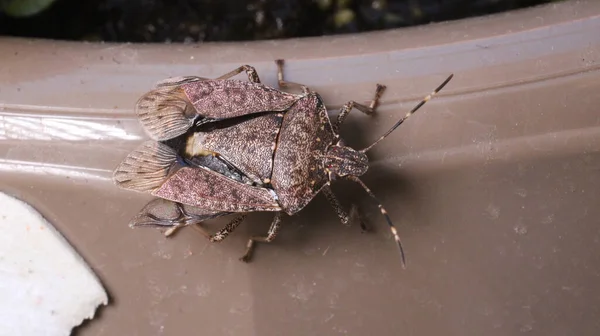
215, 65, 261, 83
275, 59, 311, 94
333, 84, 386, 133
240, 212, 283, 262
322, 185, 368, 231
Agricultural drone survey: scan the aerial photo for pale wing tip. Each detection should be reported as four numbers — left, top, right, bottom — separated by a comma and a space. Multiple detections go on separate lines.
135, 87, 196, 141
113, 141, 178, 192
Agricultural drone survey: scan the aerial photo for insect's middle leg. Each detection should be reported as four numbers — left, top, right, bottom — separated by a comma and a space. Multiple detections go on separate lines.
215, 65, 261, 83
322, 185, 368, 231
240, 212, 283, 262
333, 84, 387, 133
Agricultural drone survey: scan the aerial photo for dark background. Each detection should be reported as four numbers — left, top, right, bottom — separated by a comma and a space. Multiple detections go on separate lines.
0, 0, 560, 42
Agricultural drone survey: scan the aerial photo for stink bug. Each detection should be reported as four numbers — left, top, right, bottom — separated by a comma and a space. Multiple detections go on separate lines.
114, 60, 453, 267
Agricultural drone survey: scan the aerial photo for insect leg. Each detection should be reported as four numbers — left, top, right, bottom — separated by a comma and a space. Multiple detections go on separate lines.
205, 214, 247, 242
322, 185, 369, 231
215, 65, 261, 83
128, 199, 229, 237
275, 59, 311, 94
240, 212, 283, 262
163, 223, 186, 237
165, 203, 230, 237
322, 185, 350, 226
333, 84, 386, 133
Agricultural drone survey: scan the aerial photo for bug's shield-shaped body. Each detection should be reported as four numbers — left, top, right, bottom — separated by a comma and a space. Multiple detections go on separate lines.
136, 78, 302, 141
272, 93, 336, 214
116, 91, 346, 232
115, 61, 453, 265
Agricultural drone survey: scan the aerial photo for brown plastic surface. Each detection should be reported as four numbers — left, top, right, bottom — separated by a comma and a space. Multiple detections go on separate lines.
1, 1, 600, 335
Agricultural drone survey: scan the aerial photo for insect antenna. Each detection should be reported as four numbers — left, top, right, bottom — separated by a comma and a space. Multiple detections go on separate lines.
346, 175, 406, 268
360, 74, 454, 153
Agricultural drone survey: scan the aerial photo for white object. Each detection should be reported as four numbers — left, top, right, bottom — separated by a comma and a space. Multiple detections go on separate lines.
0, 192, 108, 336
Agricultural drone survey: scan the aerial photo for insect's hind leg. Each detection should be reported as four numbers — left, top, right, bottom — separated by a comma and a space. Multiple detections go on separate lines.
333, 84, 386, 133
128, 199, 223, 236
202, 214, 247, 242
275, 59, 310, 94
129, 199, 243, 242
240, 212, 283, 262
164, 204, 244, 239
322, 185, 368, 232
215, 65, 261, 83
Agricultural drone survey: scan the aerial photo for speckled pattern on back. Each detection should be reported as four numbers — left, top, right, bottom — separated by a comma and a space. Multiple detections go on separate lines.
194, 114, 283, 184
152, 166, 281, 212
183, 79, 301, 119
271, 93, 336, 214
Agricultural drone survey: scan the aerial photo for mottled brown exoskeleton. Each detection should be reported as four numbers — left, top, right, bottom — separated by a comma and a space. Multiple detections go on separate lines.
114, 60, 453, 267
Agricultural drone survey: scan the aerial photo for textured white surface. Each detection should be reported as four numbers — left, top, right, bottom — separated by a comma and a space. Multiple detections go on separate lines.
0, 192, 108, 336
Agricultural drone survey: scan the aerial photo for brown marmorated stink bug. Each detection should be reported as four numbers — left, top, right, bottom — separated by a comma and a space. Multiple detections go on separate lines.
113, 60, 453, 267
